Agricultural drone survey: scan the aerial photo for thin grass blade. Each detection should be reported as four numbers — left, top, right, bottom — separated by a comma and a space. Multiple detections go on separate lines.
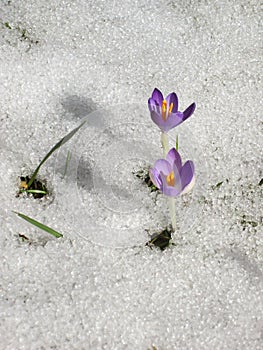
20, 189, 47, 194
176, 135, 179, 151
13, 211, 63, 238
27, 121, 86, 188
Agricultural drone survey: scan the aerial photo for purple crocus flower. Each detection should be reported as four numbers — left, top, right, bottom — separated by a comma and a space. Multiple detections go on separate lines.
150, 148, 195, 197
148, 88, 196, 133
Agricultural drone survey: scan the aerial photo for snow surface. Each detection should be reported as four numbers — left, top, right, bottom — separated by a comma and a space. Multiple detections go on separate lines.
0, 0, 262, 349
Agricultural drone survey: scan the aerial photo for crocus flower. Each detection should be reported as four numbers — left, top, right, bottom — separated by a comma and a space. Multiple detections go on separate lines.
148, 88, 196, 133
150, 148, 195, 197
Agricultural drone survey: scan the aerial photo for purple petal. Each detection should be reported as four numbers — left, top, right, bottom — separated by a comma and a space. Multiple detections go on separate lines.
162, 112, 184, 131
148, 97, 161, 113
163, 186, 182, 197
166, 92, 178, 112
183, 102, 196, 121
149, 168, 162, 189
150, 110, 165, 130
150, 111, 184, 132
181, 175, 195, 195
151, 88, 163, 106
153, 159, 172, 175
166, 148, 182, 170
179, 160, 195, 192
159, 173, 181, 197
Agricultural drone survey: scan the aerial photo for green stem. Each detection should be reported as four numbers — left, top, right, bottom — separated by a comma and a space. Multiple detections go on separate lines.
161, 132, 169, 157
168, 197, 176, 232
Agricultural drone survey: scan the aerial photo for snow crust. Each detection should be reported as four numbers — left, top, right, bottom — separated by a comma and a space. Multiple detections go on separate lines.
0, 0, 262, 349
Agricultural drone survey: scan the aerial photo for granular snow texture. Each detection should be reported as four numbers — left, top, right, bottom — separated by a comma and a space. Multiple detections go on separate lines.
0, 0, 262, 349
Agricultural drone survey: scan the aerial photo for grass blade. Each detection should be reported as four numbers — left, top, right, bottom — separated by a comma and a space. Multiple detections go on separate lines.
27, 121, 86, 188
20, 189, 47, 195
13, 211, 63, 238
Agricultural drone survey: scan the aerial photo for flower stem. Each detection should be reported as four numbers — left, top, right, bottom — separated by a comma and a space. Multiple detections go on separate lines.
168, 197, 176, 232
161, 132, 169, 157
160, 132, 176, 232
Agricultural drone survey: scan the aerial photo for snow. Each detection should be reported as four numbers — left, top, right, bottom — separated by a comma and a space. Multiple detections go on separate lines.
0, 0, 262, 349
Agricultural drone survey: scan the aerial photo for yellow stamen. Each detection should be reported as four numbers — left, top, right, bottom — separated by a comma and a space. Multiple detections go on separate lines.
166, 171, 175, 186
20, 181, 28, 190
162, 100, 167, 121
162, 100, 173, 120
168, 102, 173, 116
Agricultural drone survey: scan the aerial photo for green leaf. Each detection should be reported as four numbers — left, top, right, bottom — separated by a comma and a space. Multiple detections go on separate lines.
176, 135, 179, 151
20, 189, 47, 195
27, 121, 86, 188
13, 211, 63, 238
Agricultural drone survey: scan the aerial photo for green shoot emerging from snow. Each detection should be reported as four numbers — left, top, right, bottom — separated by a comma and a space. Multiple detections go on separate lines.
23, 121, 86, 191
13, 211, 63, 238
